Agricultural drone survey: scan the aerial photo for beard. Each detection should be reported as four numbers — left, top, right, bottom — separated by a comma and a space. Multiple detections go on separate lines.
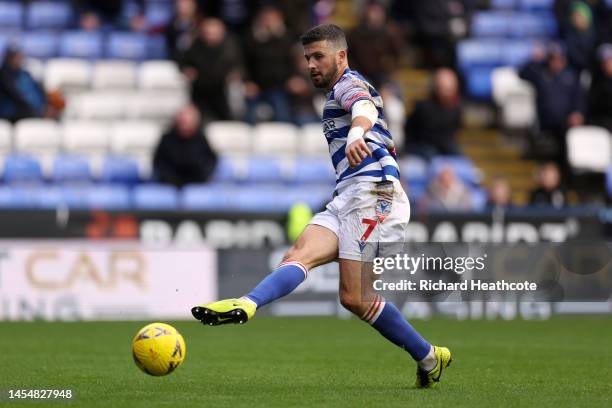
310, 61, 338, 89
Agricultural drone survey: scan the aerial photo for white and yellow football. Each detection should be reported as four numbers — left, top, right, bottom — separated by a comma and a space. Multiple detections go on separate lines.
132, 323, 186, 376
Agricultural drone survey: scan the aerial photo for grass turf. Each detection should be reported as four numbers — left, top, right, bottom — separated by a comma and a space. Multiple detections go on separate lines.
0, 316, 611, 407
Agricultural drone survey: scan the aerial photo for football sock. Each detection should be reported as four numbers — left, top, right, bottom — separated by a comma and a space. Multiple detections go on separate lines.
244, 261, 308, 308
361, 295, 431, 361
418, 346, 437, 372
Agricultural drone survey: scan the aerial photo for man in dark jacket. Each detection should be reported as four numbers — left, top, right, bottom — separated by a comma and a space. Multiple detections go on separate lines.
0, 48, 48, 122
153, 104, 218, 187
181, 17, 244, 121
587, 44, 612, 132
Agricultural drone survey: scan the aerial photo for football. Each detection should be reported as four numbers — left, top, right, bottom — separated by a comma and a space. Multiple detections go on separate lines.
132, 323, 186, 376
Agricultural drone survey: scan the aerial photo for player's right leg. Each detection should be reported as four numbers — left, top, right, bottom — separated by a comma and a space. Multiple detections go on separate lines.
191, 224, 338, 326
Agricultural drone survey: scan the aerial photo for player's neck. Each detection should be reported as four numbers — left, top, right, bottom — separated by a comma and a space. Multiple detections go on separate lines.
325, 65, 349, 92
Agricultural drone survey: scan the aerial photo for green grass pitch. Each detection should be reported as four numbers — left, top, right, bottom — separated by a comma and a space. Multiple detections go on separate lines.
1, 316, 611, 407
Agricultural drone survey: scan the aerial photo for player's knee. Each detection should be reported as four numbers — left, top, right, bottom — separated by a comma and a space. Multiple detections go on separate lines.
281, 245, 310, 267
339, 291, 366, 315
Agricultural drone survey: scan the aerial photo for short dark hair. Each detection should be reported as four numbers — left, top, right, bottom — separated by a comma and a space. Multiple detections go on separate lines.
300, 24, 347, 50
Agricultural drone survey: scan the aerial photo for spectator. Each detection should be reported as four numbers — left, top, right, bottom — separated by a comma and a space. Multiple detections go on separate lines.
485, 176, 514, 210
562, 1, 597, 71
165, 0, 200, 62
529, 162, 566, 208
404, 68, 462, 160
73, 0, 145, 31
243, 6, 294, 123
0, 48, 49, 123
413, 0, 469, 67
181, 18, 244, 121
153, 104, 218, 188
519, 43, 584, 170
587, 44, 612, 131
347, 2, 403, 87
379, 82, 405, 152
285, 46, 321, 125
421, 166, 474, 212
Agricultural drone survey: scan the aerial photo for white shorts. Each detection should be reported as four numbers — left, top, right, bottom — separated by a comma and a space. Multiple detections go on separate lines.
309, 180, 410, 261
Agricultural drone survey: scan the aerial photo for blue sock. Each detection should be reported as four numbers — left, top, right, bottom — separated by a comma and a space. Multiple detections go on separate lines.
245, 262, 308, 308
362, 295, 431, 361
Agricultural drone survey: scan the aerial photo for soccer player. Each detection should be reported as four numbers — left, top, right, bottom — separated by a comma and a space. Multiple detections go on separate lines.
192, 24, 452, 388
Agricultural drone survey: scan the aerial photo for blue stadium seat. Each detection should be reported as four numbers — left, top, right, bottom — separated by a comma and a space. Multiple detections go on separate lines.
519, 0, 553, 10
398, 155, 428, 183
121, 1, 142, 20
101, 156, 140, 184
0, 186, 33, 208
26, 1, 72, 29
52, 155, 92, 182
510, 13, 557, 37
502, 40, 536, 67
106, 32, 148, 60
59, 31, 103, 59
429, 156, 481, 186
406, 180, 427, 205
132, 183, 179, 210
146, 34, 167, 59
181, 183, 233, 211
33, 185, 64, 209
210, 157, 237, 183
471, 188, 488, 211
21, 31, 58, 59
606, 166, 612, 197
457, 40, 504, 71
89, 184, 131, 209
233, 185, 289, 212
464, 66, 494, 99
3, 154, 43, 183
291, 158, 336, 184
0, 2, 23, 28
282, 185, 331, 211
245, 157, 284, 183
145, 2, 173, 27
471, 12, 511, 38
490, 0, 517, 9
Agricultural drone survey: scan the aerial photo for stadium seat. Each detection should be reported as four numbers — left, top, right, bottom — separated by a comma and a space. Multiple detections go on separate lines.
64, 91, 128, 120
110, 121, 162, 178
232, 185, 289, 213
464, 66, 494, 99
519, 0, 554, 10
106, 32, 148, 60
92, 60, 137, 89
205, 121, 252, 156
252, 122, 298, 156
606, 166, 612, 198
430, 156, 481, 186
491, 67, 537, 129
62, 120, 110, 156
32, 185, 64, 209
299, 123, 328, 156
101, 155, 140, 184
24, 57, 45, 82
566, 126, 612, 173
0, 2, 23, 28
509, 13, 557, 38
14, 118, 61, 156
0, 119, 12, 151
245, 157, 284, 183
471, 12, 511, 38
457, 40, 503, 70
145, 2, 174, 27
59, 31, 103, 59
132, 183, 179, 210
26, 1, 72, 29
52, 154, 92, 182
491, 0, 517, 9
398, 155, 428, 183
291, 157, 336, 184
21, 31, 58, 59
501, 40, 536, 68
84, 184, 130, 210
138, 60, 185, 90
471, 188, 488, 211
146, 34, 167, 60
0, 185, 33, 208
491, 67, 531, 106
210, 156, 241, 183
44, 58, 90, 91
181, 183, 233, 211
125, 90, 187, 121
3, 154, 43, 182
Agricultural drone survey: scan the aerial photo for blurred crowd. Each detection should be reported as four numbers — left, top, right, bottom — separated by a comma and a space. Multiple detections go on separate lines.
1, 0, 611, 212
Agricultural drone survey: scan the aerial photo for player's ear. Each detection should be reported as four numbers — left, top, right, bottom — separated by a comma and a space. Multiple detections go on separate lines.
337, 49, 347, 64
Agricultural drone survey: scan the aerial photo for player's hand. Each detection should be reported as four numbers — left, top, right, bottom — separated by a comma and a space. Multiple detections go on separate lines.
346, 138, 371, 168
